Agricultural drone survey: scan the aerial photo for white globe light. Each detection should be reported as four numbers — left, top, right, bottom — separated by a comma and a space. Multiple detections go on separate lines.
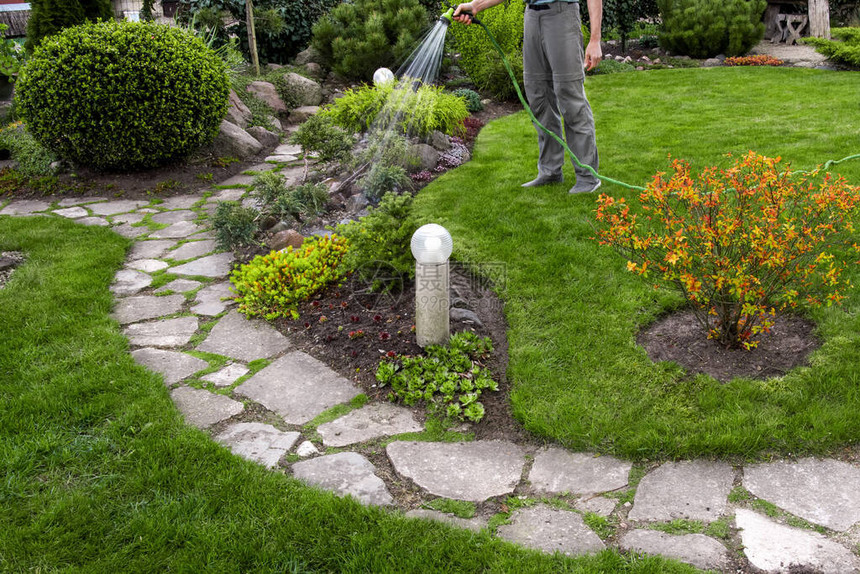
373, 67, 395, 86
411, 224, 453, 264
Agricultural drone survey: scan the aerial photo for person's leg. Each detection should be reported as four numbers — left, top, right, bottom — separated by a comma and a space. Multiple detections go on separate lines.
522, 7, 564, 186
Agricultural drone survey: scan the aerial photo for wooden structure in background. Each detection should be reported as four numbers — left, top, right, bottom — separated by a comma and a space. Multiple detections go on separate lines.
765, 0, 830, 43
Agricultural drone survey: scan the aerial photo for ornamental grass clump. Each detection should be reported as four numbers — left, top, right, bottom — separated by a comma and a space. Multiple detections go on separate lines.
595, 151, 860, 349
231, 234, 350, 320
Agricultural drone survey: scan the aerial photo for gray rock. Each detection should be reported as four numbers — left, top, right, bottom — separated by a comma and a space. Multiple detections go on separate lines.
268, 229, 304, 252
170, 386, 244, 429
88, 200, 148, 216
129, 239, 175, 260
247, 81, 287, 114
155, 278, 202, 294
287, 106, 320, 124
53, 206, 88, 219
405, 509, 485, 532
211, 120, 264, 160
386, 440, 525, 502
196, 310, 289, 361
131, 348, 208, 385
123, 316, 199, 347
112, 294, 184, 324
126, 259, 169, 273
449, 307, 482, 327
293, 46, 321, 66
150, 221, 203, 239
170, 252, 234, 278
0, 200, 51, 215
497, 505, 605, 556
211, 188, 246, 202
202, 363, 248, 387
628, 461, 733, 522
235, 351, 360, 424
246, 126, 280, 148
303, 62, 324, 80
77, 217, 110, 227
266, 115, 283, 131
345, 193, 369, 213
292, 452, 393, 506
192, 281, 236, 317
735, 508, 860, 573
703, 58, 722, 67
226, 89, 252, 128
619, 530, 730, 571
409, 143, 439, 172
112, 212, 146, 225
743, 458, 860, 532
429, 131, 451, 151
111, 269, 153, 296
215, 422, 300, 468
150, 210, 197, 225
575, 496, 617, 517
168, 240, 217, 262
280, 72, 323, 107
295, 440, 319, 457
318, 403, 424, 447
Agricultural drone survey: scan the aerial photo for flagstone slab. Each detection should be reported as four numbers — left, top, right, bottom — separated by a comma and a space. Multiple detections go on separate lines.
218, 174, 255, 187
150, 210, 197, 225
619, 530, 730, 571
211, 188, 246, 201
265, 154, 298, 163
235, 351, 359, 424
150, 221, 204, 239
244, 163, 275, 173
168, 240, 217, 261
112, 294, 184, 325
196, 310, 289, 361
155, 278, 202, 294
53, 206, 88, 219
112, 212, 146, 225
170, 386, 243, 429
57, 197, 106, 207
628, 461, 733, 522
743, 458, 860, 532
529, 448, 631, 496
88, 200, 148, 216
735, 509, 860, 573
129, 240, 176, 260
170, 252, 234, 278
124, 316, 199, 347
110, 269, 153, 296
127, 259, 169, 273
405, 509, 485, 532
215, 422, 300, 468
317, 403, 424, 447
77, 216, 110, 227
496, 505, 605, 556
131, 348, 208, 385
291, 452, 393, 506
273, 143, 301, 156
160, 196, 202, 210
114, 224, 149, 239
0, 199, 51, 215
192, 281, 236, 316
575, 496, 617, 517
202, 363, 249, 387
386, 440, 525, 502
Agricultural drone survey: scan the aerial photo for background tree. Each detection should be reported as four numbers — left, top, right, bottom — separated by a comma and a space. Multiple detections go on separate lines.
25, 0, 113, 52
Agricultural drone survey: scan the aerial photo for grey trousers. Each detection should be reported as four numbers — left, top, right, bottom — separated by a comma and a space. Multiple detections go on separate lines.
523, 2, 599, 184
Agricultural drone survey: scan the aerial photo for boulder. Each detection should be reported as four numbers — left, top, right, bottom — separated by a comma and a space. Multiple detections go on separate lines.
280, 72, 323, 107
429, 130, 451, 151
246, 126, 280, 148
703, 58, 722, 67
304, 62, 324, 80
210, 120, 264, 159
288, 106, 320, 124
226, 89, 252, 128
409, 143, 439, 173
247, 81, 287, 115
266, 116, 283, 131
293, 46, 322, 66
345, 193, 369, 213
270, 229, 305, 251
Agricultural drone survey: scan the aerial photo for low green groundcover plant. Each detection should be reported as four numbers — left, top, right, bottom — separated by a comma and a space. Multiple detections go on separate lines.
0, 121, 57, 177
251, 171, 329, 223
213, 200, 259, 251
376, 332, 498, 422
804, 27, 860, 68
231, 234, 350, 320
16, 20, 229, 171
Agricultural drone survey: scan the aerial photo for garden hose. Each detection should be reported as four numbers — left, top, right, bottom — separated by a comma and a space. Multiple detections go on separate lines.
448, 10, 860, 189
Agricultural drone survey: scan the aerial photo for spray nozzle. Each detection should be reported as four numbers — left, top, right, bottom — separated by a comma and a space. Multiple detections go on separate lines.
439, 7, 454, 23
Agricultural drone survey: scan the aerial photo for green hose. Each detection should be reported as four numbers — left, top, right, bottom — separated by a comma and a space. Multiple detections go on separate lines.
466, 16, 859, 189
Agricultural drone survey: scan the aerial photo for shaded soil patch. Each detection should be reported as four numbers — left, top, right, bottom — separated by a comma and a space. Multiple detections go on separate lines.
0, 250, 24, 289
637, 309, 820, 382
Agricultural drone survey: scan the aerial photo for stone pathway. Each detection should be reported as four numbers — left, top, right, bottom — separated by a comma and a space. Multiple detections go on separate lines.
3, 178, 860, 573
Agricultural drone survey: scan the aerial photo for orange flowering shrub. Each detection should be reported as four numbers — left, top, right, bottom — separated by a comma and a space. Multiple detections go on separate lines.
724, 54, 783, 66
595, 151, 860, 349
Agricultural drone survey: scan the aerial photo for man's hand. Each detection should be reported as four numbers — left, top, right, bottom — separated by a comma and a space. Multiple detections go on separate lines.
453, 2, 476, 24
584, 38, 602, 71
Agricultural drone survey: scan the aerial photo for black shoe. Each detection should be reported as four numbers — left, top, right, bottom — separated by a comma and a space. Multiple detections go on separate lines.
521, 174, 564, 187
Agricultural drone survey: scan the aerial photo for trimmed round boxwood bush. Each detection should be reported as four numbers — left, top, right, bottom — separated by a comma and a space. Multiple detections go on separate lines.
16, 20, 229, 171
657, 0, 766, 58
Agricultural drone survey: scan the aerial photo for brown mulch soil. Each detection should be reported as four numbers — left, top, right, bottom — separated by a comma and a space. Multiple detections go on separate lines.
637, 309, 821, 383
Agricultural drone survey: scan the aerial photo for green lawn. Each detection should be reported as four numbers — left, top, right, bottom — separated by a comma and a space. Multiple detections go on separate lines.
0, 217, 696, 572
415, 66, 860, 460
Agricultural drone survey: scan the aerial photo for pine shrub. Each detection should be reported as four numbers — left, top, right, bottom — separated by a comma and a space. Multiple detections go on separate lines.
213, 201, 260, 251
25, 0, 112, 52
803, 27, 860, 68
311, 0, 427, 81
657, 0, 766, 58
452, 88, 483, 113
16, 21, 229, 171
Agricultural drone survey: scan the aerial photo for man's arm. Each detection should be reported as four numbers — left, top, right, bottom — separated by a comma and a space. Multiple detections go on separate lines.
584, 0, 603, 70
453, 0, 506, 23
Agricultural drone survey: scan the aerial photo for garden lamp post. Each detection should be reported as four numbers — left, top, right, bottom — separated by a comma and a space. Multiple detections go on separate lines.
373, 68, 395, 86
411, 224, 453, 347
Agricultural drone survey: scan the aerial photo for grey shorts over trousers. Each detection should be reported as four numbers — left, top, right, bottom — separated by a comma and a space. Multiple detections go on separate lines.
523, 2, 599, 185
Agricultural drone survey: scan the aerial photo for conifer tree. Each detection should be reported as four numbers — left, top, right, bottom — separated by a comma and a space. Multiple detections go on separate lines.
25, 0, 113, 52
